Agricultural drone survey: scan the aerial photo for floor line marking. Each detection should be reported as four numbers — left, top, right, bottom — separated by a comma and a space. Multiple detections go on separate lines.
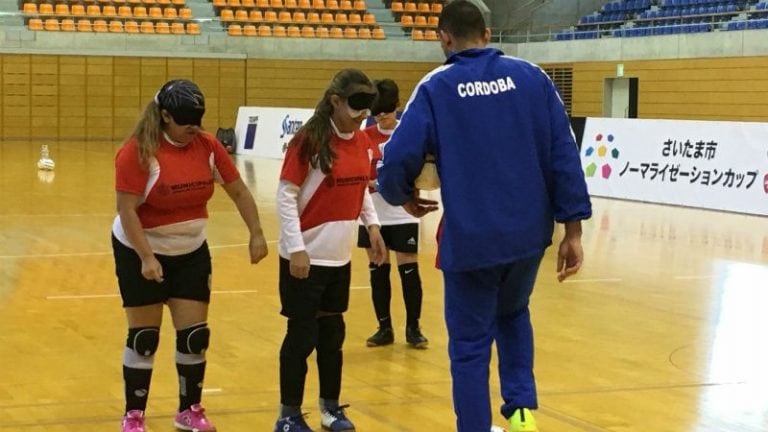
1, 240, 278, 259
46, 290, 259, 300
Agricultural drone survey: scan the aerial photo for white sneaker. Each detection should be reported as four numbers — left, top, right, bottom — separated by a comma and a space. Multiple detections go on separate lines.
491, 426, 507, 432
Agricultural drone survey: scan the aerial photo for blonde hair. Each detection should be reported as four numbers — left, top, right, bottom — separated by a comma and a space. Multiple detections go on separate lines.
132, 100, 163, 164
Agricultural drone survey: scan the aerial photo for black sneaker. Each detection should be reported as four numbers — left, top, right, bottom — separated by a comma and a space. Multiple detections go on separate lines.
366, 327, 394, 347
406, 327, 428, 349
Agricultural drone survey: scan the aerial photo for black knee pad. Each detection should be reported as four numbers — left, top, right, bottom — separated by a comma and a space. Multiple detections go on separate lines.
176, 323, 210, 354
281, 318, 318, 359
127, 327, 160, 356
318, 314, 345, 352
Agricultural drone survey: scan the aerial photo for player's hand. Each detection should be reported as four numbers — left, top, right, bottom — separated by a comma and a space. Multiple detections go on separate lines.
140, 255, 164, 283
249, 231, 268, 264
557, 235, 583, 282
403, 191, 439, 218
289, 250, 311, 279
367, 225, 387, 266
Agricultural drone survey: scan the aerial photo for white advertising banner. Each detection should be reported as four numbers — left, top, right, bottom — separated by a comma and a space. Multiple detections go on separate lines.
234, 107, 315, 159
581, 118, 768, 215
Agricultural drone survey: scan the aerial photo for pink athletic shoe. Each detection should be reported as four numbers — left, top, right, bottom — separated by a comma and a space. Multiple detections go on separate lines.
121, 410, 146, 432
174, 404, 217, 431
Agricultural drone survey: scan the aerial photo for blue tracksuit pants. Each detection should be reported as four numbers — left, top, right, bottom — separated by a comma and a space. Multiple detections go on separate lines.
443, 252, 544, 432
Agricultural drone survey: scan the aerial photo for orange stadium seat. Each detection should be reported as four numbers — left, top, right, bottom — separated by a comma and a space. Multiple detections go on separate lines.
264, 10, 278, 22
298, 0, 310, 8
287, 25, 300, 36
363, 12, 375, 24
171, 21, 185, 33
235, 9, 249, 21
125, 20, 140, 32
258, 24, 271, 35
271, 0, 283, 7
278, 11, 292, 22
321, 12, 333, 23
213, 0, 225, 6
348, 13, 361, 24
316, 25, 329, 37
86, 5, 100, 16
372, 27, 384, 38
186, 22, 200, 33
335, 12, 347, 24
228, 0, 241, 6
71, 4, 86, 15
22, 3, 37, 14
157, 0, 171, 5
118, 5, 132, 16
171, 0, 185, 6
93, 19, 108, 32
243, 24, 257, 35
404, 2, 416, 12
431, 2, 442, 13
38, 3, 53, 14
327, 0, 339, 9
249, 10, 263, 21
353, 0, 365, 10
425, 29, 438, 40
164, 7, 177, 18
228, 23, 242, 35
143, 0, 157, 5
220, 8, 234, 20
307, 11, 320, 23
358, 27, 370, 38
312, 0, 324, 9
412, 28, 424, 40
103, 5, 117, 16
133, 6, 148, 17
329, 26, 343, 37
285, 0, 298, 8
428, 15, 438, 27
149, 7, 163, 17
61, 18, 76, 31
343, 26, 356, 38
179, 7, 192, 17
418, 1, 429, 13
44, 18, 60, 31
256, 0, 269, 7
76, 19, 92, 31
293, 11, 306, 23
400, 14, 413, 26
414, 14, 427, 27
54, 4, 70, 15
241, 0, 255, 6
27, 18, 42, 31
109, 20, 124, 32
340, 0, 353, 10
155, 21, 170, 33
391, 1, 403, 12
273, 25, 287, 36
301, 25, 315, 37
139, 20, 154, 32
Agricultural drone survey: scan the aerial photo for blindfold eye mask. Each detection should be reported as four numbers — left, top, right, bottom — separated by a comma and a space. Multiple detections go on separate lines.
371, 100, 397, 116
346, 92, 377, 111
168, 107, 205, 126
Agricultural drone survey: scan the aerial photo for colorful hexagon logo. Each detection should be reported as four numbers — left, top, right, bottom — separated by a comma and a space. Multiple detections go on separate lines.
607, 134, 614, 142
611, 148, 620, 159
585, 147, 595, 157
598, 146, 608, 157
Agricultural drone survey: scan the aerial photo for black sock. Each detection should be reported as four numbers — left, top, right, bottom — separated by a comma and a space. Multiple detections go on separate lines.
176, 361, 206, 412
370, 262, 392, 328
124, 366, 152, 412
399, 262, 423, 329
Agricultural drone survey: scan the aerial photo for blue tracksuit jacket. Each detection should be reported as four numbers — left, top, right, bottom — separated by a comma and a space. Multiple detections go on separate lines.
377, 48, 592, 272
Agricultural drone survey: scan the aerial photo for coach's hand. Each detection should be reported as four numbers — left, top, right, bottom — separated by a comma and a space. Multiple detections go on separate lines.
403, 190, 439, 218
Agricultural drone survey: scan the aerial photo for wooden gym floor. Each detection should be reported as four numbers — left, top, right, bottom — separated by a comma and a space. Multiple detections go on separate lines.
0, 140, 767, 432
